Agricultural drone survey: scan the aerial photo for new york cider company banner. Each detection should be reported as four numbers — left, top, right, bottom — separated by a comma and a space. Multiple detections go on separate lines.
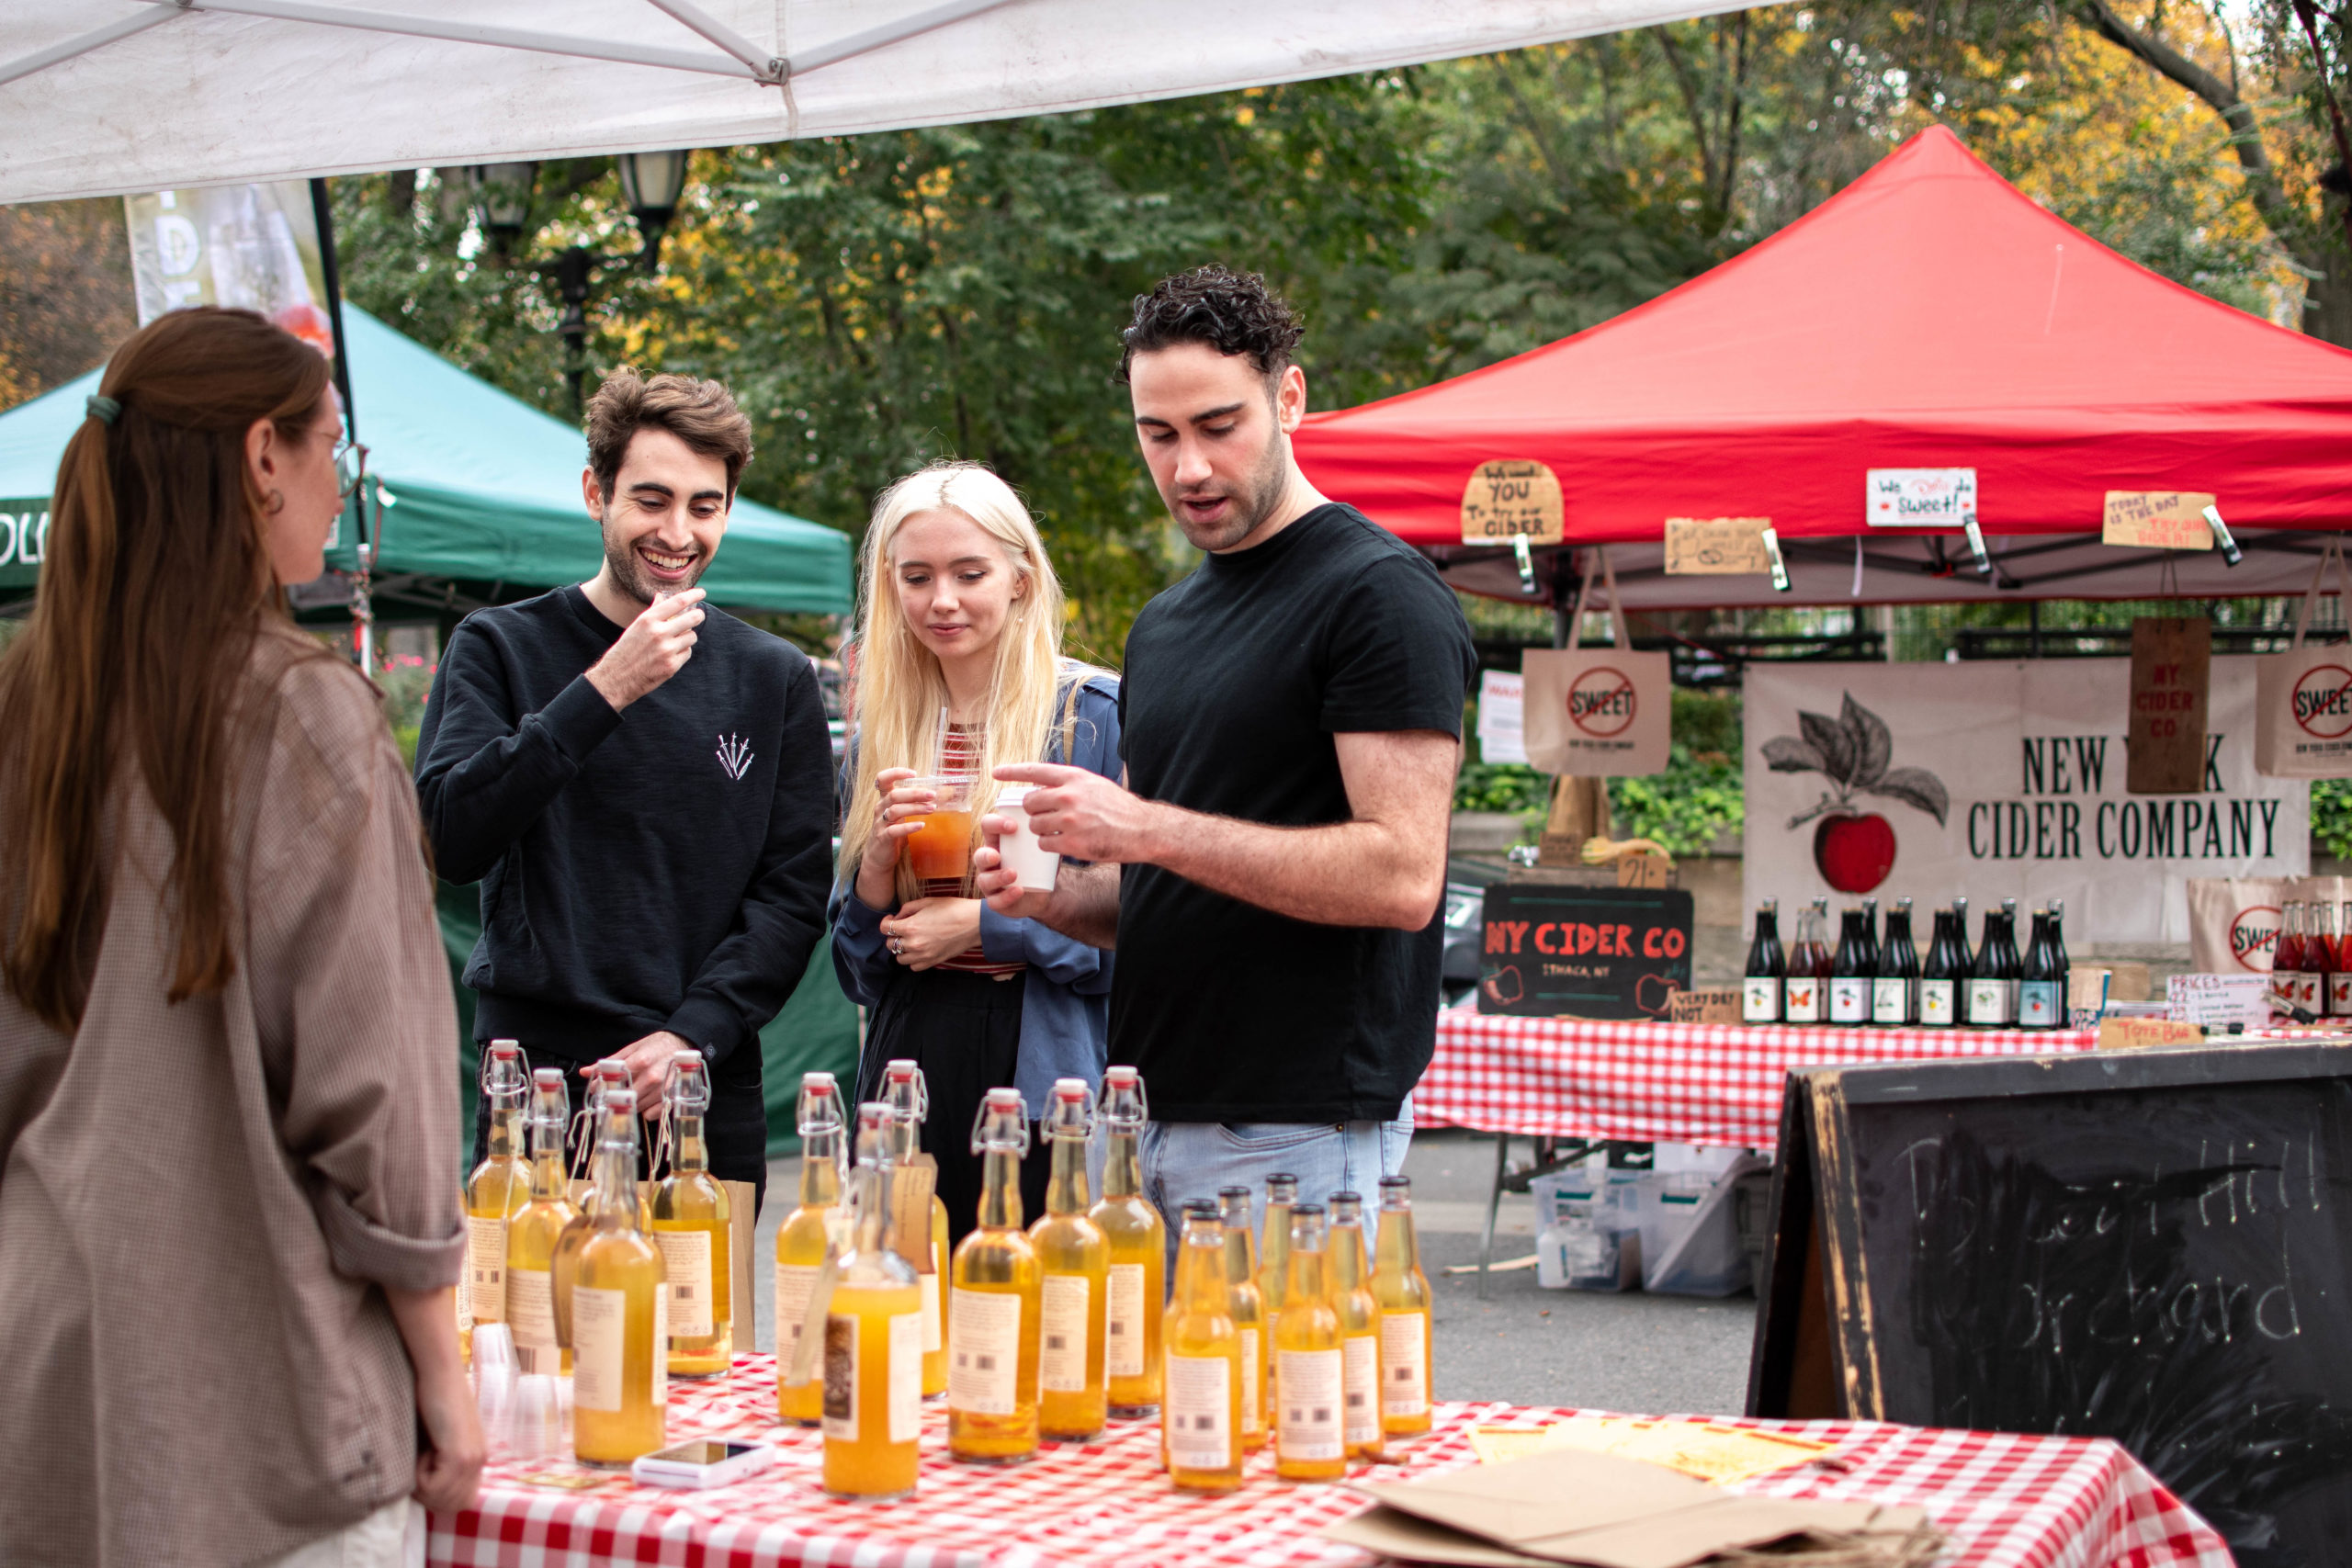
1742, 660, 2307, 946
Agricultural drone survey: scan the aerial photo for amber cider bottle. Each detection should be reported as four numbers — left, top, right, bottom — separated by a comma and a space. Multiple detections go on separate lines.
1089, 1066, 1165, 1416
461, 1041, 531, 1357
948, 1088, 1042, 1462
1327, 1192, 1386, 1462
1215, 1186, 1268, 1452
503, 1067, 579, 1376
551, 1060, 633, 1352
1161, 1201, 1244, 1492
775, 1073, 845, 1425
1370, 1176, 1434, 1437
1027, 1077, 1109, 1440
821, 1102, 925, 1501
881, 1059, 952, 1398
650, 1053, 731, 1377
1272, 1202, 1346, 1482
572, 1089, 669, 1466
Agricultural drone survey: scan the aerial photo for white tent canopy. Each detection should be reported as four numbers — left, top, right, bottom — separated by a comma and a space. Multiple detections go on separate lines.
0, 0, 1737, 204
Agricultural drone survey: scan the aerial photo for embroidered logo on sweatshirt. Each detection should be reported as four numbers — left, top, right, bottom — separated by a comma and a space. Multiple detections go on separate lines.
717, 734, 754, 781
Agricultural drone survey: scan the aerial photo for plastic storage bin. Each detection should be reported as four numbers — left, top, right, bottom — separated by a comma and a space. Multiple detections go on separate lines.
1532, 1168, 1643, 1292
1626, 1155, 1771, 1296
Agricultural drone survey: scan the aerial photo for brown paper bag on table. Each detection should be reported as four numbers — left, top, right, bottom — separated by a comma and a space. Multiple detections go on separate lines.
1523, 548, 1671, 780
2256, 538, 2352, 777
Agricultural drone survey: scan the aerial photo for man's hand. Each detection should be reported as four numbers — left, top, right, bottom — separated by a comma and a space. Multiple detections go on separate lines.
986, 762, 1164, 864
971, 840, 1052, 919
585, 587, 706, 710
878, 897, 983, 970
616, 1030, 699, 1117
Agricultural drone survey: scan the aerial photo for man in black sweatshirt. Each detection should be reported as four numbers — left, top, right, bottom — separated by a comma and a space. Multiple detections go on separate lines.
415, 369, 833, 1210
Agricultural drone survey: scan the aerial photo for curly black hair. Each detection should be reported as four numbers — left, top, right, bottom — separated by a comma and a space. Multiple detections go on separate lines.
1117, 265, 1305, 383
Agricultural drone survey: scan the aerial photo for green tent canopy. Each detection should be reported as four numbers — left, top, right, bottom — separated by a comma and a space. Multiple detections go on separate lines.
0, 305, 853, 616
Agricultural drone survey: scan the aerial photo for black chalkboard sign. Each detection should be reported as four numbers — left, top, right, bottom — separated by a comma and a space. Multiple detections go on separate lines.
1747, 1043, 2352, 1568
1476, 884, 1694, 1020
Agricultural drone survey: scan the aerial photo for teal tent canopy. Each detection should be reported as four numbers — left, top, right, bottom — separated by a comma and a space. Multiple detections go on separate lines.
0, 306, 852, 615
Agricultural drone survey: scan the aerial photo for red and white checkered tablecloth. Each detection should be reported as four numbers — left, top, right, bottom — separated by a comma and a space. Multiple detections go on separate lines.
428, 1354, 2229, 1568
1414, 1010, 2101, 1149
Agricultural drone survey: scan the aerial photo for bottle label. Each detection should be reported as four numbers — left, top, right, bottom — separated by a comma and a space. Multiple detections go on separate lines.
1919, 978, 1958, 1026
1276, 1348, 1344, 1461
1741, 976, 1781, 1023
2299, 972, 2324, 1012
1783, 977, 1823, 1023
1238, 1325, 1261, 1437
465, 1214, 507, 1323
821, 1314, 858, 1439
775, 1263, 820, 1358
1164, 1352, 1233, 1472
1039, 1273, 1091, 1393
920, 1271, 943, 1356
653, 1230, 714, 1338
2332, 973, 2352, 1016
888, 1311, 922, 1444
948, 1288, 1022, 1416
1870, 976, 1910, 1025
1379, 1312, 1429, 1416
2018, 980, 2064, 1028
1967, 977, 2011, 1026
1341, 1334, 1380, 1447
571, 1285, 628, 1413
1828, 977, 1871, 1023
507, 1267, 557, 1372
1106, 1263, 1147, 1378
2273, 966, 2299, 1008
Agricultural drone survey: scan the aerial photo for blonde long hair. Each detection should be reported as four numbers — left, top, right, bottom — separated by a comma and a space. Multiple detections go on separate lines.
838, 461, 1090, 893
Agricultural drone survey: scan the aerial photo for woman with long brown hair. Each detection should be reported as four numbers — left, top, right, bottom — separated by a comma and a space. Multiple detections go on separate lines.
0, 307, 481, 1564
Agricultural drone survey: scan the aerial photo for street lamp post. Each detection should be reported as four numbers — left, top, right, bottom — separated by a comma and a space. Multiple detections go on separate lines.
466, 161, 537, 256
616, 150, 690, 270
554, 245, 593, 419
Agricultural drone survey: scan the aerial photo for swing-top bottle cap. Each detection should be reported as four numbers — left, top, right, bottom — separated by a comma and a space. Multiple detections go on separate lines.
882, 1060, 928, 1120
797, 1073, 842, 1134
1101, 1066, 1147, 1127
527, 1067, 568, 1122
481, 1041, 528, 1099
602, 1087, 637, 1120
667, 1051, 710, 1113
852, 1101, 896, 1168
970, 1087, 1031, 1156
1043, 1078, 1094, 1138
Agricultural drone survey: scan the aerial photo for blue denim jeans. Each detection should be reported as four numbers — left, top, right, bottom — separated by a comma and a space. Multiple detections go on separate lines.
1140, 1100, 1414, 1267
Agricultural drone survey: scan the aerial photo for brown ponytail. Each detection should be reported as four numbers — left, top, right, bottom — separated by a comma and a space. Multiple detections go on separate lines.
0, 307, 333, 1032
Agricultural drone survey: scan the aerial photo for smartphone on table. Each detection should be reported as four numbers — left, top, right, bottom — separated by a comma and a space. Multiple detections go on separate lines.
630, 1438, 775, 1489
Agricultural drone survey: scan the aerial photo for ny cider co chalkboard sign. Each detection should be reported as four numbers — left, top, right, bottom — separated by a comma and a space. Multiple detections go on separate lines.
1477, 884, 1694, 1019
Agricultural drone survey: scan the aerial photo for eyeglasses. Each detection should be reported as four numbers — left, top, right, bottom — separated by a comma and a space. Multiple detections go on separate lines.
331, 435, 369, 502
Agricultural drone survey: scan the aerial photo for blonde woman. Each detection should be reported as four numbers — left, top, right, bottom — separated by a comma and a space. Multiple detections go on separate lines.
831, 461, 1119, 1238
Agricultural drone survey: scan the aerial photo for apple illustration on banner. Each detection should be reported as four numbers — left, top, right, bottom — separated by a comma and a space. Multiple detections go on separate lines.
1763, 693, 1950, 895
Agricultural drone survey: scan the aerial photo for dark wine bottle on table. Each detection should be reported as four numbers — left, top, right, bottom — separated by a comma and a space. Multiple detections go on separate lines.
2018, 907, 2063, 1029
1742, 901, 1785, 1024
1872, 897, 1919, 1027
1918, 908, 1960, 1028
1968, 902, 2018, 1028
1829, 908, 1874, 1026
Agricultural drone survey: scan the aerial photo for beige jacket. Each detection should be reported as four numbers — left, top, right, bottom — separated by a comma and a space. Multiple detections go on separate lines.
0, 632, 464, 1566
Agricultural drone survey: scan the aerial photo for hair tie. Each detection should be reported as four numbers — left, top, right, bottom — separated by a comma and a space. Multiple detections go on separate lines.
85, 394, 120, 426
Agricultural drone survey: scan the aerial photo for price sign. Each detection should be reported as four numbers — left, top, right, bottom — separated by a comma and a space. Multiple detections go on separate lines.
1460, 459, 1565, 546
2102, 491, 2216, 550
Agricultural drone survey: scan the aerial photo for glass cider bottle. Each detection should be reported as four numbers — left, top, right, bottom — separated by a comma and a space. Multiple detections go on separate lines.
1742, 900, 1784, 1023
1162, 1201, 1243, 1491
2275, 900, 2306, 1013
1258, 1172, 1297, 1323
948, 1089, 1042, 1463
552, 1060, 631, 1352
1272, 1202, 1346, 1481
650, 1053, 731, 1376
882, 1059, 951, 1398
1090, 1066, 1165, 1416
1371, 1176, 1434, 1437
821, 1102, 924, 1500
776, 1073, 845, 1425
1216, 1186, 1269, 1452
462, 1041, 532, 1354
1871, 898, 1919, 1026
1327, 1192, 1385, 1461
572, 1089, 669, 1466
503, 1067, 579, 1376
1828, 908, 1873, 1025
1028, 1077, 1109, 1440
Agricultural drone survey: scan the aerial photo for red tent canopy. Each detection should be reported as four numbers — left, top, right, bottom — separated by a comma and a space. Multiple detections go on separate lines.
1294, 125, 2352, 607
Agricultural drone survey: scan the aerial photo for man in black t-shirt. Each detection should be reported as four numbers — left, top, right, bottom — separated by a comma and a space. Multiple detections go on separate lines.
977, 267, 1475, 1224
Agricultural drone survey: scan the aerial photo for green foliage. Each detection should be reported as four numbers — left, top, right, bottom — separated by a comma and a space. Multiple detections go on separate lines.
1608, 747, 1746, 858
2315, 780, 2352, 862
1453, 761, 1549, 816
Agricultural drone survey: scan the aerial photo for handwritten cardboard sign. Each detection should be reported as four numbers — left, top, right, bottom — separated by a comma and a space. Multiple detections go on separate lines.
2103, 491, 2216, 550
1460, 459, 1565, 547
1866, 468, 1977, 527
1667, 987, 1742, 1023
2096, 1016, 2206, 1051
1663, 516, 1774, 574
2127, 616, 2210, 795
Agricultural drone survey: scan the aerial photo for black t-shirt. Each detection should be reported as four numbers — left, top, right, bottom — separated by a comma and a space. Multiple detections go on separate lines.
1112, 502, 1476, 1122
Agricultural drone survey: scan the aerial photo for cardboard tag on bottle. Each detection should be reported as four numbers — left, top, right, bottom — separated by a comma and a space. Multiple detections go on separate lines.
890, 1154, 939, 1273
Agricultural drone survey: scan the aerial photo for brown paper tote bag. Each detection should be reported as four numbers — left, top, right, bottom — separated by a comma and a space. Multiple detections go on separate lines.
2256, 538, 2352, 778
1521, 547, 1672, 776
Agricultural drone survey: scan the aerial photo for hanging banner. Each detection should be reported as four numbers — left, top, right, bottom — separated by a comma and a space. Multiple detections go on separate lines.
0, 498, 48, 592
123, 183, 334, 358
1743, 660, 2306, 946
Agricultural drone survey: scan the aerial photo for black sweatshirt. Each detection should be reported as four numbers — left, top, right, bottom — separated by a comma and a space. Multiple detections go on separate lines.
414, 585, 834, 1068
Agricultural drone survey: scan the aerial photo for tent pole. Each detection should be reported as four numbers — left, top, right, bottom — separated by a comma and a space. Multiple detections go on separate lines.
0, 8, 183, 89
311, 175, 371, 674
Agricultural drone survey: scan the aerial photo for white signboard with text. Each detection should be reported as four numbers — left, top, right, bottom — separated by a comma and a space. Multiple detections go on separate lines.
1743, 660, 2307, 946
1476, 670, 1527, 766
1866, 468, 1976, 526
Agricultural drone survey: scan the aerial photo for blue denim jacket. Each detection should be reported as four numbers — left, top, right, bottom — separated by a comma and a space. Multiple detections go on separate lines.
829, 671, 1121, 1116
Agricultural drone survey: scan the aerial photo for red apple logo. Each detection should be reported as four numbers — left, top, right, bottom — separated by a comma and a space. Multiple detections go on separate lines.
1763, 693, 1948, 896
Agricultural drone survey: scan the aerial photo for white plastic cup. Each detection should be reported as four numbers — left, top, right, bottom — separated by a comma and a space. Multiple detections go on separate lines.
994, 785, 1061, 893
469, 1323, 518, 1457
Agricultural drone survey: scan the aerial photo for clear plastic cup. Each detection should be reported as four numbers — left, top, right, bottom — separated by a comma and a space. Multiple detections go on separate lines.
904, 774, 977, 880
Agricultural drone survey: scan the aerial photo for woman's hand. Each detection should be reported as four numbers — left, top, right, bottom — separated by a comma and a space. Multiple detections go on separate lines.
854, 769, 934, 909
878, 897, 984, 971
384, 1284, 485, 1515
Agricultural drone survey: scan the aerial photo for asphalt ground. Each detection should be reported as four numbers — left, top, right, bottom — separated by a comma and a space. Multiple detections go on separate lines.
749, 1127, 1758, 1419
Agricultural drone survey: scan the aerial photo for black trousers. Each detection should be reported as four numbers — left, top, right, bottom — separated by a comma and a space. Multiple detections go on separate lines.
469, 1049, 769, 1218
858, 966, 1050, 1247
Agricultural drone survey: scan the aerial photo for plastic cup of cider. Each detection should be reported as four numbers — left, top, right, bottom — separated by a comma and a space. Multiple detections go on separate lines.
993, 785, 1061, 893
903, 775, 977, 881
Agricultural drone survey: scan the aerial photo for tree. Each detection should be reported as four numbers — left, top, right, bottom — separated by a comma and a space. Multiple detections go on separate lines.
0, 198, 136, 414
